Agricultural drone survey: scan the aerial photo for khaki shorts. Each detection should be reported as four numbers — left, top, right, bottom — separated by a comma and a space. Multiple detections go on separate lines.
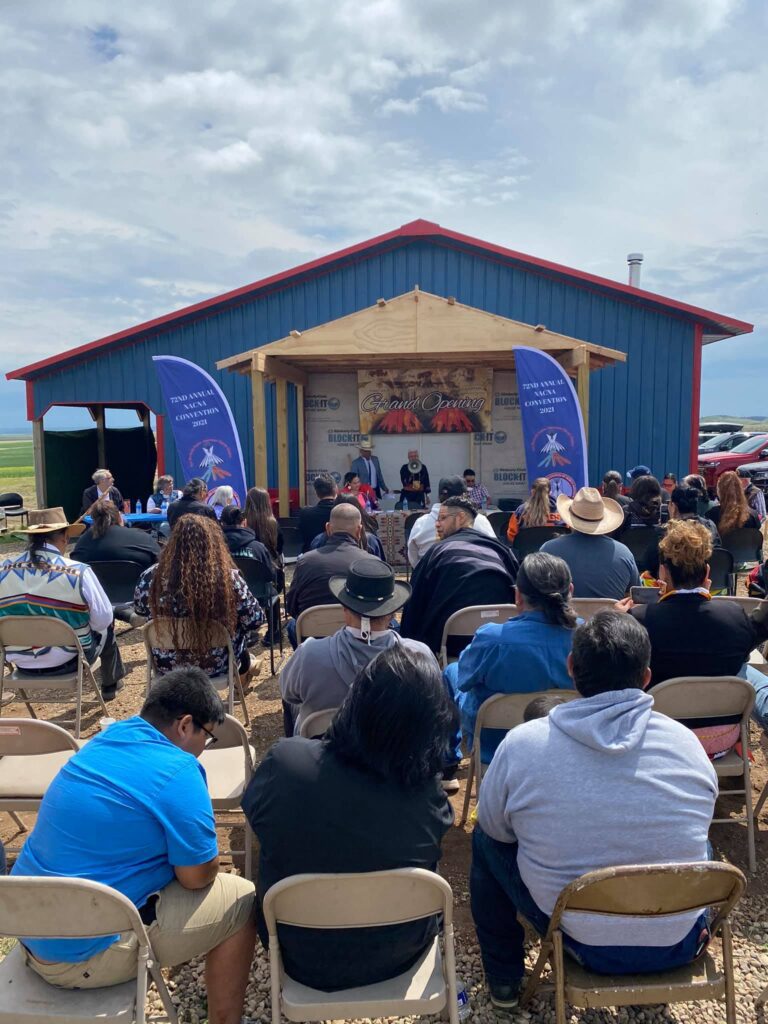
25, 872, 255, 990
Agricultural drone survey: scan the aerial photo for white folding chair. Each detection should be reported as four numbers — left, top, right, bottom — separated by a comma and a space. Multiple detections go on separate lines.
439, 604, 518, 668
570, 598, 619, 621
142, 617, 250, 726
0, 875, 178, 1023
199, 714, 256, 880
0, 616, 108, 738
263, 868, 459, 1024
0, 718, 80, 854
294, 605, 346, 645
651, 676, 756, 873
460, 689, 577, 826
298, 708, 338, 739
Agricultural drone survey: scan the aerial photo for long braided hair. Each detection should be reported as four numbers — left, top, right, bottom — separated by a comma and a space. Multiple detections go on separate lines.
515, 552, 577, 628
149, 515, 238, 666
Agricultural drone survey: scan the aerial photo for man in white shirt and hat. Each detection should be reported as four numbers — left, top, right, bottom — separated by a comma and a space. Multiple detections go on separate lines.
0, 508, 126, 699
541, 487, 639, 599
350, 436, 388, 501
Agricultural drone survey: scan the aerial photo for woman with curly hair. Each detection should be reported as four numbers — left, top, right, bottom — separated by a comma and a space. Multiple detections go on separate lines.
707, 470, 761, 536
133, 515, 263, 676
619, 518, 768, 753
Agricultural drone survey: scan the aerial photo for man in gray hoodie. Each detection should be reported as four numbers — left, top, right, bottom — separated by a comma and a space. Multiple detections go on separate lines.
280, 560, 433, 736
472, 611, 717, 1010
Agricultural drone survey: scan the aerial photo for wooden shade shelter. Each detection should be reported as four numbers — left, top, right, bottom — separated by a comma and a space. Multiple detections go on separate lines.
218, 288, 626, 516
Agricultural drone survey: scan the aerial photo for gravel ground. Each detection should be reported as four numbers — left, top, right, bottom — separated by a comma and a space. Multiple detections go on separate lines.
1, 545, 767, 1022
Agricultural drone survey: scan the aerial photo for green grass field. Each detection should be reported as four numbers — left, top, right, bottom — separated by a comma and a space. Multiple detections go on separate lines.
0, 437, 35, 543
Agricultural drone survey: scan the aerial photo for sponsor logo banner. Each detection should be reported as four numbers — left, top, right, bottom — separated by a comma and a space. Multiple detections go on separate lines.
358, 367, 492, 434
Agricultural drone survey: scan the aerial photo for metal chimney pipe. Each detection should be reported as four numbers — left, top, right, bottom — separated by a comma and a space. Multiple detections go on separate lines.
627, 252, 643, 287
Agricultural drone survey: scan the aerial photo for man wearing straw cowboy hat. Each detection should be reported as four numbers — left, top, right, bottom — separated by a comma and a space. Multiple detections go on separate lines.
541, 487, 640, 600
350, 436, 388, 500
0, 508, 126, 699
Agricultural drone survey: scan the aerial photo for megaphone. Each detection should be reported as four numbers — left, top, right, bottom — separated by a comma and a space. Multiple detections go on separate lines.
408, 457, 422, 475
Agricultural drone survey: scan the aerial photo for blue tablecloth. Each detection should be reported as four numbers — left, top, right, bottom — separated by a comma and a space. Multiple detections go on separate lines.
83, 512, 165, 525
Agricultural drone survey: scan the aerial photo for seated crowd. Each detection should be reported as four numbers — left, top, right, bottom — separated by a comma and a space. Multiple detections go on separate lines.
1, 459, 767, 1022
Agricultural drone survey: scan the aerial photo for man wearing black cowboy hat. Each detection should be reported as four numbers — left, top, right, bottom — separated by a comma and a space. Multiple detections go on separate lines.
280, 560, 432, 736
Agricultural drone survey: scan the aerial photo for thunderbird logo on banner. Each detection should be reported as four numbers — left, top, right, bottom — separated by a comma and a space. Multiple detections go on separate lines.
512, 347, 588, 498
153, 355, 248, 507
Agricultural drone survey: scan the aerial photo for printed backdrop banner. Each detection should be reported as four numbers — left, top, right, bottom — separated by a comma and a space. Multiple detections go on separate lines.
512, 347, 588, 498
152, 355, 248, 507
358, 367, 492, 435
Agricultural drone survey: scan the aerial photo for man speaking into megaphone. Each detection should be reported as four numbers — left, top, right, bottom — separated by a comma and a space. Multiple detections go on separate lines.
399, 448, 431, 509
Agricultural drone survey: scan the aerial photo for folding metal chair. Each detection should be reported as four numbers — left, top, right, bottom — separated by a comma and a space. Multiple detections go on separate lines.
570, 598, 620, 621
438, 604, 518, 669
263, 869, 459, 1024
519, 862, 745, 1024
512, 526, 565, 560
294, 605, 346, 645
87, 560, 147, 626
199, 714, 256, 880
298, 708, 338, 739
233, 556, 284, 676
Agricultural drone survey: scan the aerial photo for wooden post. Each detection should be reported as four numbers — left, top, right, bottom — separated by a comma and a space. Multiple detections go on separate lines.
32, 418, 46, 509
297, 383, 307, 507
95, 407, 106, 467
251, 362, 268, 488
576, 348, 590, 443
275, 378, 290, 519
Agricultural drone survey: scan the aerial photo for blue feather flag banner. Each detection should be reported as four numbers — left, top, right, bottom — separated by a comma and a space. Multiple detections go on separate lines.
153, 355, 248, 506
513, 347, 588, 498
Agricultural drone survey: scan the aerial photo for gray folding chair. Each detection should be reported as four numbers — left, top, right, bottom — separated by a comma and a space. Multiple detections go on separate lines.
298, 708, 338, 739
519, 862, 745, 1024
651, 676, 756, 873
570, 598, 619, 621
199, 714, 256, 880
0, 616, 108, 738
439, 604, 518, 668
294, 605, 346, 645
0, 875, 178, 1023
263, 869, 459, 1024
142, 617, 250, 726
460, 689, 578, 826
0, 718, 80, 854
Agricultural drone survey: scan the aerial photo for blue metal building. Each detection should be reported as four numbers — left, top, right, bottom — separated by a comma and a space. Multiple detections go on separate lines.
8, 219, 752, 506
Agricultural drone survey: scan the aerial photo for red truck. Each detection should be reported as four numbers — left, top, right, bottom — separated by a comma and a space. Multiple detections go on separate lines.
698, 432, 768, 492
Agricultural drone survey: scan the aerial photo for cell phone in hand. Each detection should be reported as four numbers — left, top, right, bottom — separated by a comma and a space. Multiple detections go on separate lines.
630, 586, 661, 605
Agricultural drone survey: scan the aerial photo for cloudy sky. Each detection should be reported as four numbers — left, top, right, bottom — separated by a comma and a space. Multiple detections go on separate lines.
1, 0, 766, 428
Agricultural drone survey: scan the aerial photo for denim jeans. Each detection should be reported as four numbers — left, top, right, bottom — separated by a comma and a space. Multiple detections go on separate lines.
740, 664, 768, 730
470, 827, 709, 985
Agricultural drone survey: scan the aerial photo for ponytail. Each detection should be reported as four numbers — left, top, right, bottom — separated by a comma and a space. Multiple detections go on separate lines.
516, 552, 577, 628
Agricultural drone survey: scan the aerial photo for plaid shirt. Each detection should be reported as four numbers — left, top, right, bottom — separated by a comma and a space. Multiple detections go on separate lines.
467, 484, 490, 508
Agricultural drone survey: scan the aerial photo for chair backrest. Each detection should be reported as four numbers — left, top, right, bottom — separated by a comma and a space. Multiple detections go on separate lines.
88, 560, 146, 605
650, 675, 755, 721
497, 498, 523, 513
298, 708, 338, 739
570, 598, 619, 621
708, 547, 735, 592
263, 868, 453, 934
512, 526, 562, 559
233, 555, 275, 597
0, 876, 148, 943
295, 604, 347, 644
617, 526, 659, 563
487, 510, 510, 540
548, 862, 744, 937
0, 718, 79, 755
0, 493, 23, 509
712, 594, 764, 614
439, 604, 518, 666
721, 527, 764, 564
473, 689, 578, 741
281, 526, 303, 560
143, 617, 235, 685
0, 615, 83, 652
403, 511, 426, 542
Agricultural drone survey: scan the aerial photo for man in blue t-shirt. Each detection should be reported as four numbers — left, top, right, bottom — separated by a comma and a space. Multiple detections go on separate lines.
13, 667, 255, 1024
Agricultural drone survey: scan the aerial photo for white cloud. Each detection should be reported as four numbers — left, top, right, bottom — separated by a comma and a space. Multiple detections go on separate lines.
422, 85, 487, 112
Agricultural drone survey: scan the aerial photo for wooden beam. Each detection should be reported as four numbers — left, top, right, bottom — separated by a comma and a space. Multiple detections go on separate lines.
32, 418, 46, 509
558, 346, 588, 371
251, 364, 268, 488
297, 383, 307, 507
95, 407, 106, 467
577, 356, 590, 442
263, 355, 309, 387
275, 378, 290, 519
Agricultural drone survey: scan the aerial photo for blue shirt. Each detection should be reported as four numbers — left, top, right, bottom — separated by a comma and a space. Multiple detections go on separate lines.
13, 717, 217, 962
451, 610, 576, 762
540, 532, 639, 599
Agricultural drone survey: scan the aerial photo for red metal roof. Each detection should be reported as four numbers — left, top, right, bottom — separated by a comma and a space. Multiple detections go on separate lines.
7, 218, 753, 381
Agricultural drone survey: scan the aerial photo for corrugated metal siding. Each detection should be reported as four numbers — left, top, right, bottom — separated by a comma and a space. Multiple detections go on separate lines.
31, 239, 695, 484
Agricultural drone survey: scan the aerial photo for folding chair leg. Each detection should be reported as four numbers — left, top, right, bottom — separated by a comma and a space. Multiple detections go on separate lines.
236, 675, 251, 727
10, 811, 27, 833
519, 939, 551, 1009
721, 919, 737, 1024
755, 780, 768, 821
17, 689, 38, 720
149, 959, 179, 1023
244, 819, 254, 881
87, 667, 109, 717
742, 725, 757, 873
460, 751, 476, 827
552, 930, 567, 1024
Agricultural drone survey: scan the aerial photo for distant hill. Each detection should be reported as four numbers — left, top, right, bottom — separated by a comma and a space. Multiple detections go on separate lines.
702, 417, 768, 431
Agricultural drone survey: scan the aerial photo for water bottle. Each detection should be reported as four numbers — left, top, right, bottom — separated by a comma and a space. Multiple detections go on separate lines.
161, 500, 169, 515
402, 496, 409, 511
456, 980, 471, 1021
135, 499, 142, 515
482, 495, 488, 512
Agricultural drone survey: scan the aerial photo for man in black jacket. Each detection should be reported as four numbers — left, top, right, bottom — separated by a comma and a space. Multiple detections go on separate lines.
166, 478, 219, 530
297, 474, 338, 552
285, 503, 379, 646
81, 469, 124, 514
400, 496, 518, 653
